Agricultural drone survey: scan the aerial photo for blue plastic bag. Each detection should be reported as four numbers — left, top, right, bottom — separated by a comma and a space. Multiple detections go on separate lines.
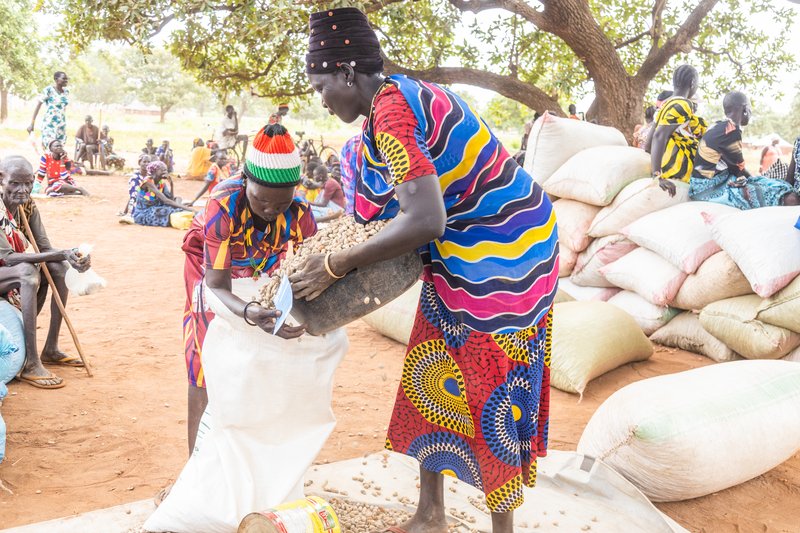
0, 301, 25, 384
0, 381, 6, 463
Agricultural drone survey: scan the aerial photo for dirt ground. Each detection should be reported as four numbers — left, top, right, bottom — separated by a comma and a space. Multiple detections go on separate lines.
0, 172, 798, 532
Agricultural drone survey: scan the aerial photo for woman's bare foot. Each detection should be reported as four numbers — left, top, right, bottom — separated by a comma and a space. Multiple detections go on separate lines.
385, 509, 448, 533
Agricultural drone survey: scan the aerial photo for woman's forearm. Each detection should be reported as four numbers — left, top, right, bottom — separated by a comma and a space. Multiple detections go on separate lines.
205, 273, 249, 318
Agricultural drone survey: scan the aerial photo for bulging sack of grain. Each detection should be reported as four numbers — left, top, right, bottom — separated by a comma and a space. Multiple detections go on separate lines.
756, 275, 800, 333
709, 206, 800, 298
577, 360, 800, 502
623, 202, 736, 274
559, 245, 578, 277
650, 312, 740, 363
559, 278, 621, 302
553, 288, 575, 304
672, 251, 752, 311
588, 178, 689, 238
700, 295, 800, 359
361, 282, 422, 345
601, 248, 687, 306
543, 147, 651, 207
523, 113, 627, 185
552, 199, 600, 252
550, 301, 653, 395
783, 346, 800, 362
607, 291, 680, 335
571, 234, 637, 288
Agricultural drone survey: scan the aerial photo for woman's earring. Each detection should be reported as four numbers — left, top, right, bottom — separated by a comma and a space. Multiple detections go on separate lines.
347, 81, 353, 87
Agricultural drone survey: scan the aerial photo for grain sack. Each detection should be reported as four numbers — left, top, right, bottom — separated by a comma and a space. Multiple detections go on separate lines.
559, 278, 621, 302
588, 178, 689, 238
144, 279, 348, 533
756, 274, 800, 333
543, 147, 651, 207
700, 295, 800, 359
577, 360, 800, 502
523, 113, 627, 185
607, 291, 680, 335
623, 202, 736, 274
553, 288, 575, 304
650, 312, 740, 363
671, 251, 752, 311
601, 248, 687, 306
361, 281, 422, 345
559, 245, 578, 277
571, 234, 637, 288
708, 206, 800, 297
550, 301, 653, 395
783, 346, 800, 362
552, 199, 600, 252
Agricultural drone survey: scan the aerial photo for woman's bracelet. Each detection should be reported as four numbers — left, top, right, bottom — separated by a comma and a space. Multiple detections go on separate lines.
243, 300, 260, 326
324, 252, 346, 279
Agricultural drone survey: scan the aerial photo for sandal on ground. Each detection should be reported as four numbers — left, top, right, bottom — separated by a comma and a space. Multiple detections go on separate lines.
16, 373, 65, 389
42, 356, 85, 368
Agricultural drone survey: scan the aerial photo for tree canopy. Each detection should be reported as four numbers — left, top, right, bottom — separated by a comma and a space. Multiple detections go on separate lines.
0, 0, 46, 121
48, 0, 796, 135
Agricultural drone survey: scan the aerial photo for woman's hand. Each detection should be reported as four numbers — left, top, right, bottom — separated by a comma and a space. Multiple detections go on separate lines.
26, 124, 34, 134
289, 253, 338, 301
245, 303, 306, 338
729, 176, 748, 188
658, 178, 677, 197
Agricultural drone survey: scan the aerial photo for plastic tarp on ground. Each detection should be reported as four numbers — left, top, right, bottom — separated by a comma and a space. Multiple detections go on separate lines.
1, 451, 687, 533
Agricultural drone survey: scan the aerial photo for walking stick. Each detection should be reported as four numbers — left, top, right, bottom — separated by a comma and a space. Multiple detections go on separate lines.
18, 209, 93, 377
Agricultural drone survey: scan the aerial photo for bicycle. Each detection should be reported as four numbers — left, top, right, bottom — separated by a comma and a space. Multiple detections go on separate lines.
295, 131, 338, 173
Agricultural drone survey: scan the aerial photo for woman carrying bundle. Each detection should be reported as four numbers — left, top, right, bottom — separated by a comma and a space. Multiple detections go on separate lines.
180, 123, 315, 455
292, 8, 558, 532
133, 161, 194, 227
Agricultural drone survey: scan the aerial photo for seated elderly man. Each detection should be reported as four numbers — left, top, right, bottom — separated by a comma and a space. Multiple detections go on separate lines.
0, 156, 90, 389
75, 115, 100, 169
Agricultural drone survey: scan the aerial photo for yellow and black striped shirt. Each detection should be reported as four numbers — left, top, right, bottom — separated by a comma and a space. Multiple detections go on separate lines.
654, 97, 708, 182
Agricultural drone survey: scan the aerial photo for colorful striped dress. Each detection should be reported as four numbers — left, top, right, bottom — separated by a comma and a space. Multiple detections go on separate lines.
653, 96, 707, 182
357, 75, 559, 513
181, 179, 316, 388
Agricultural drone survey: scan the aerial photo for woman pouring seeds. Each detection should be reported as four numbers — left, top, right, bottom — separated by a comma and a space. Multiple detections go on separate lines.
292, 8, 558, 533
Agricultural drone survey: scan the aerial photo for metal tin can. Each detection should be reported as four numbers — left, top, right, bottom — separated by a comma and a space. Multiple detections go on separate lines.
238, 496, 341, 533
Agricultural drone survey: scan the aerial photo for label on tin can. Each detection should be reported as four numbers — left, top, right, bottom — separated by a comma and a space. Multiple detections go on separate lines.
258, 496, 340, 533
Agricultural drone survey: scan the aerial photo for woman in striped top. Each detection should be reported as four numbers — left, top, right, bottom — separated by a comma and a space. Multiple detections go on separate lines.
294, 8, 558, 531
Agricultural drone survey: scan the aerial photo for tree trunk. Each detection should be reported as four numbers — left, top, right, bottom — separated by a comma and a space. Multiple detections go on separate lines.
0, 78, 7, 124
586, 77, 649, 144
160, 106, 166, 123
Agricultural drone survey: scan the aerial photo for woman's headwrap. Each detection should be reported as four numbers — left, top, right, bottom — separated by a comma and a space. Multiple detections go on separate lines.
243, 124, 302, 188
147, 160, 168, 177
305, 7, 383, 75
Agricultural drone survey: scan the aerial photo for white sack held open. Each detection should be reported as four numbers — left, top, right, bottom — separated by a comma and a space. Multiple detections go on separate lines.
143, 279, 348, 533
577, 360, 800, 502
523, 113, 627, 185
708, 206, 800, 298
64, 244, 106, 296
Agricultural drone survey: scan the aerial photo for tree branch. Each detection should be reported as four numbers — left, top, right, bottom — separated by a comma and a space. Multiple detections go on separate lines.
615, 29, 650, 49
148, 4, 241, 38
692, 44, 745, 71
636, 0, 721, 82
381, 55, 564, 115
249, 87, 314, 99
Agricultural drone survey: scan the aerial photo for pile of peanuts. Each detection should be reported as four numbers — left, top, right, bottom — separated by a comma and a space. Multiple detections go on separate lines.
258, 217, 388, 307
328, 498, 411, 532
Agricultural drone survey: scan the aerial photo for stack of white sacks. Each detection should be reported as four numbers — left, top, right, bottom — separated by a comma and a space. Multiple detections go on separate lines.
527, 114, 800, 372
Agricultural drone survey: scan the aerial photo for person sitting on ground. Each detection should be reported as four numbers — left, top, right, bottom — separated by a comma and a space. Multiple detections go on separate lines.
186, 151, 233, 206
0, 156, 91, 389
133, 161, 195, 227
648, 64, 707, 197
185, 138, 213, 180
634, 105, 657, 149
36, 140, 90, 197
156, 140, 175, 173
308, 165, 345, 223
142, 138, 157, 155
119, 154, 156, 219
568, 103, 580, 120
75, 115, 100, 169
759, 137, 782, 175
295, 160, 322, 202
689, 91, 800, 209
215, 105, 249, 160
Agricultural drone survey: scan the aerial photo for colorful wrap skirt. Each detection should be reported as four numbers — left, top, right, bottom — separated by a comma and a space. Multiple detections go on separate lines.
386, 282, 552, 513
689, 170, 797, 210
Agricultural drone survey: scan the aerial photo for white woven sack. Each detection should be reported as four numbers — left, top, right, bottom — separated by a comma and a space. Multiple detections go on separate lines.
550, 301, 653, 395
552, 199, 600, 253
559, 278, 621, 302
672, 251, 752, 311
601, 248, 688, 306
543, 147, 651, 206
708, 206, 800, 298
650, 311, 740, 363
588, 178, 689, 238
607, 290, 680, 335
571, 234, 637, 288
700, 295, 800, 360
756, 274, 800, 333
623, 202, 736, 274
783, 346, 800, 362
523, 113, 627, 185
559, 246, 578, 277
361, 282, 422, 345
577, 360, 800, 502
